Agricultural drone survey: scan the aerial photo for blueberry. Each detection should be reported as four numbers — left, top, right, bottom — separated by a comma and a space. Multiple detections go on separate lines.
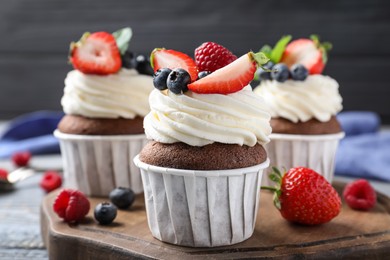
121, 50, 137, 69
109, 187, 135, 209
271, 63, 290, 82
167, 69, 191, 94
135, 54, 154, 76
153, 68, 172, 90
198, 71, 210, 79
257, 67, 272, 81
263, 61, 275, 70
290, 64, 309, 81
94, 202, 117, 225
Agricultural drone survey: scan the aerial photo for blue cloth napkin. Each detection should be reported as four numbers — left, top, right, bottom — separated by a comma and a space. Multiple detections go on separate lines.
335, 111, 390, 182
0, 111, 63, 159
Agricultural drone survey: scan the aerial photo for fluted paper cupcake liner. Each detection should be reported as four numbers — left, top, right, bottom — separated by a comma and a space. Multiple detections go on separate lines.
134, 155, 269, 247
263, 132, 345, 186
54, 130, 148, 197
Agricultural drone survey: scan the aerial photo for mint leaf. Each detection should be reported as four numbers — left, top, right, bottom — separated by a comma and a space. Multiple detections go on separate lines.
113, 27, 132, 55
270, 35, 292, 63
259, 44, 272, 59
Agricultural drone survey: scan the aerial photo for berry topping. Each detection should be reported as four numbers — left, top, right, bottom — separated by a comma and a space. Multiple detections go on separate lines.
343, 179, 377, 211
69, 31, 122, 75
53, 189, 90, 223
135, 54, 154, 76
109, 187, 135, 209
153, 68, 172, 90
194, 42, 237, 73
40, 171, 62, 193
188, 52, 268, 94
167, 68, 191, 94
271, 63, 289, 83
198, 71, 210, 79
94, 202, 117, 225
263, 167, 341, 225
0, 168, 8, 181
150, 48, 198, 82
290, 64, 309, 81
281, 35, 332, 75
12, 151, 31, 167
121, 50, 137, 69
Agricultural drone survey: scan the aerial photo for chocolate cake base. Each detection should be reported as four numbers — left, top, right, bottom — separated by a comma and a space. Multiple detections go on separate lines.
271, 116, 342, 135
58, 115, 144, 135
139, 141, 267, 170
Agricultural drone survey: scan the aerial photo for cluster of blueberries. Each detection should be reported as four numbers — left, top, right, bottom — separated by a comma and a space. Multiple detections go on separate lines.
257, 62, 309, 83
153, 68, 194, 94
121, 51, 154, 76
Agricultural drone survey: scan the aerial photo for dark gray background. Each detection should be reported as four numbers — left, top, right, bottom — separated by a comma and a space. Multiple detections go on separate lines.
1, 0, 389, 122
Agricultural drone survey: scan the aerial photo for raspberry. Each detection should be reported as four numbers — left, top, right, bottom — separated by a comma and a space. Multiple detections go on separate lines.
0, 168, 9, 180
12, 151, 31, 167
194, 42, 237, 73
40, 171, 62, 193
53, 189, 90, 223
343, 179, 376, 211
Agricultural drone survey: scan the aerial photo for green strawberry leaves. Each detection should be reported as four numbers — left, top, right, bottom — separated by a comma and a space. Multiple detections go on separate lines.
310, 34, 332, 64
261, 166, 284, 210
260, 35, 292, 64
113, 27, 133, 55
251, 51, 270, 67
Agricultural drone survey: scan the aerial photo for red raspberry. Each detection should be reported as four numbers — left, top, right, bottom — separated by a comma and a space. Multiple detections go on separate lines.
40, 171, 62, 193
0, 168, 9, 180
53, 189, 90, 223
194, 42, 237, 73
12, 151, 31, 167
343, 179, 376, 211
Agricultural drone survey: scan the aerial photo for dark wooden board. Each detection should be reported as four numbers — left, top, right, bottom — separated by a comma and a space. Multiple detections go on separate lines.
40, 182, 390, 259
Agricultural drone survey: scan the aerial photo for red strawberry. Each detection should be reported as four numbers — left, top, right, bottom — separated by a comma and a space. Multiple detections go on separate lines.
12, 151, 31, 167
343, 179, 376, 211
70, 31, 122, 75
194, 42, 237, 73
187, 52, 257, 94
150, 48, 198, 82
53, 189, 90, 223
40, 171, 62, 193
280, 35, 332, 74
0, 168, 8, 180
263, 167, 341, 225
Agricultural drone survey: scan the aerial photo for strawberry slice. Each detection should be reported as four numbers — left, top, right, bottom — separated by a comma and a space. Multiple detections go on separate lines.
280, 36, 332, 75
70, 32, 122, 75
150, 48, 198, 82
187, 52, 258, 94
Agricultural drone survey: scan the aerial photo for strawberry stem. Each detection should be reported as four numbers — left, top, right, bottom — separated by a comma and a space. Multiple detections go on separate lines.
260, 186, 278, 192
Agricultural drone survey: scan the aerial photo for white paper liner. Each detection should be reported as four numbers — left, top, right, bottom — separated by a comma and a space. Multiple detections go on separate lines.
133, 155, 270, 247
54, 130, 148, 197
263, 132, 345, 186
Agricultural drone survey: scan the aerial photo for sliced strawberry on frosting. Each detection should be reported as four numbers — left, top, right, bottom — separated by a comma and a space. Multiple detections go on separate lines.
280, 35, 332, 75
150, 48, 198, 82
69, 31, 122, 75
188, 52, 267, 95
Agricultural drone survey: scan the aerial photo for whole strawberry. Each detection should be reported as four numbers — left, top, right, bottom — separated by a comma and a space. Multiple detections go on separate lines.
194, 42, 237, 73
264, 167, 341, 225
53, 189, 90, 223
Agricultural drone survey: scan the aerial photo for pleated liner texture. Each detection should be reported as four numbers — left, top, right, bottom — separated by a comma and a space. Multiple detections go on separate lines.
54, 130, 148, 197
134, 155, 270, 247
262, 132, 345, 186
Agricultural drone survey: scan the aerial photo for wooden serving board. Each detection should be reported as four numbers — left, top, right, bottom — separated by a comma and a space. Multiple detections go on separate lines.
40, 182, 390, 259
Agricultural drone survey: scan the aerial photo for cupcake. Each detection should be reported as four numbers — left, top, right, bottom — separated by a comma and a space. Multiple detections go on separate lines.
134, 43, 272, 247
55, 28, 154, 197
253, 35, 344, 184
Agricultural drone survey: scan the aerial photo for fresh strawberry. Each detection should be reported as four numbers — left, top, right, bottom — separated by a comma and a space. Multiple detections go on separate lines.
40, 171, 62, 193
194, 42, 237, 73
69, 31, 122, 75
12, 151, 31, 167
0, 168, 8, 180
150, 48, 198, 82
263, 167, 341, 225
188, 52, 264, 94
343, 179, 376, 211
53, 189, 90, 223
280, 35, 332, 74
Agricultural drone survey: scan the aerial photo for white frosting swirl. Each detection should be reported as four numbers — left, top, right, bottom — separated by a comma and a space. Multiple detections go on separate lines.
254, 75, 342, 123
144, 86, 272, 147
61, 69, 153, 118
